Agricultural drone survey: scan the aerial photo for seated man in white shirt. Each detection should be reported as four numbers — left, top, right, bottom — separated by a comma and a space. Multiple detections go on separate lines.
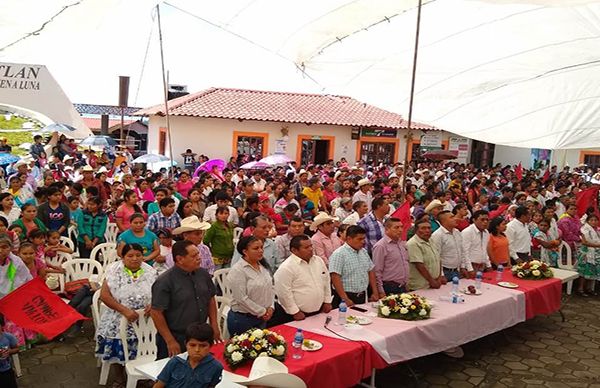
461, 210, 491, 272
272, 235, 333, 324
203, 190, 239, 225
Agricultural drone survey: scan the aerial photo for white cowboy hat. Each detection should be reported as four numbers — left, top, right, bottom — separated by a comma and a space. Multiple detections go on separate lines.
357, 178, 372, 187
229, 357, 306, 388
13, 160, 27, 168
424, 199, 444, 214
97, 166, 109, 174
63, 154, 74, 162
298, 169, 308, 176
310, 212, 338, 231
172, 215, 211, 234
81, 165, 94, 172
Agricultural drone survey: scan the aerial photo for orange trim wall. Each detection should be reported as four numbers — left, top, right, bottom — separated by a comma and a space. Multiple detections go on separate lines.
355, 136, 400, 163
407, 139, 449, 161
296, 134, 336, 164
579, 150, 600, 164
232, 131, 269, 158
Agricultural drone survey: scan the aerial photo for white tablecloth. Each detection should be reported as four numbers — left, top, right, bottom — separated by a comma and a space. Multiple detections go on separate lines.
287, 280, 526, 364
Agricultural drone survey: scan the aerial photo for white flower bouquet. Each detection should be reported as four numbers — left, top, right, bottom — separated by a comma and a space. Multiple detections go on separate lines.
223, 328, 287, 368
378, 293, 432, 321
511, 260, 553, 280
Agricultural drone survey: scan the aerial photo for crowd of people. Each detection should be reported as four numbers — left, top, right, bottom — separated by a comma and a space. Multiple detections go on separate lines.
0, 141, 599, 387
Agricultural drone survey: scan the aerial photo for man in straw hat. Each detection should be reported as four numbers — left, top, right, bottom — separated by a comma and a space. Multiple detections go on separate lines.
151, 239, 222, 360
166, 216, 214, 274
310, 212, 342, 265
352, 178, 373, 210
229, 356, 306, 388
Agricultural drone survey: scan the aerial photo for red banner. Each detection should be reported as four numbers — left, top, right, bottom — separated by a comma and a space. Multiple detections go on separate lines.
515, 162, 523, 181
576, 186, 600, 219
391, 200, 411, 241
0, 278, 87, 339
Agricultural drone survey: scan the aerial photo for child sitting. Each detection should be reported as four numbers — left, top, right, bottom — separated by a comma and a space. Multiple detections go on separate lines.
44, 230, 74, 259
154, 229, 172, 276
19, 242, 46, 279
28, 230, 64, 275
153, 323, 223, 388
0, 314, 20, 388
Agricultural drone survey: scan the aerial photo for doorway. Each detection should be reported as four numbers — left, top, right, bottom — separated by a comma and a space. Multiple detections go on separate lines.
301, 139, 330, 165
360, 142, 396, 165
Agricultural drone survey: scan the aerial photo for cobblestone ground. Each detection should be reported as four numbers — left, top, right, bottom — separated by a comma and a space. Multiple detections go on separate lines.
15, 294, 600, 388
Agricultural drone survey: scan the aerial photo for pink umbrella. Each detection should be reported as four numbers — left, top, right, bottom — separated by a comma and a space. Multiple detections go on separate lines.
240, 161, 270, 170
193, 159, 226, 177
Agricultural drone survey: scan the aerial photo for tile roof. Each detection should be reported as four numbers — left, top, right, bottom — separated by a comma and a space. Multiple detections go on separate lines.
82, 117, 135, 130
134, 87, 436, 130
74, 103, 142, 116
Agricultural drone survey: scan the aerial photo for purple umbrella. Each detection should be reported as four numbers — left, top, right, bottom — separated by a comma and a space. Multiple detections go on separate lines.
240, 161, 270, 170
259, 153, 293, 166
193, 159, 226, 177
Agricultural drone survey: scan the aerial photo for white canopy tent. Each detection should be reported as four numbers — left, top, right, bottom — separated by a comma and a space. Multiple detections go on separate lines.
1, 0, 599, 149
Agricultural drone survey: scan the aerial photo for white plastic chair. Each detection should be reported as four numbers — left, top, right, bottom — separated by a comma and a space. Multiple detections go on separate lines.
215, 296, 231, 340
558, 241, 574, 294
61, 259, 104, 292
233, 227, 243, 246
90, 243, 120, 272
92, 289, 103, 368
119, 309, 157, 388
213, 268, 232, 299
68, 224, 79, 257
104, 223, 119, 244
46, 251, 72, 269
60, 236, 75, 252
12, 354, 21, 377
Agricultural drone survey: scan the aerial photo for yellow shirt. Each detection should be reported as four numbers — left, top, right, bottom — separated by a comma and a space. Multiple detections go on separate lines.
302, 187, 323, 209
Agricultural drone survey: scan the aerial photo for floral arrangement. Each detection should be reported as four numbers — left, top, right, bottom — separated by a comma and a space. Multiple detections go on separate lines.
224, 328, 287, 368
378, 293, 432, 320
512, 260, 554, 280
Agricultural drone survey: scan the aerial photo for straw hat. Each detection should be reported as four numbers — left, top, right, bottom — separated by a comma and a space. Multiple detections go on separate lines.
310, 212, 338, 231
63, 155, 74, 162
357, 178, 372, 187
81, 165, 94, 172
172, 216, 211, 234
229, 357, 306, 388
13, 160, 27, 168
298, 169, 308, 176
424, 199, 444, 213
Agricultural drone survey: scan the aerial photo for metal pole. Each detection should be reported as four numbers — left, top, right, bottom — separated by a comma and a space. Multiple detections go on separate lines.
404, 0, 423, 167
120, 107, 125, 146
156, 4, 175, 178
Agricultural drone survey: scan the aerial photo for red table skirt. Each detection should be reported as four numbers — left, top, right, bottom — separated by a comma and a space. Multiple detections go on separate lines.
212, 324, 388, 388
483, 271, 562, 319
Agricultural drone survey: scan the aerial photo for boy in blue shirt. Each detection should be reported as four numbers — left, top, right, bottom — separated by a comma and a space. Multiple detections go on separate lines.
153, 323, 223, 388
0, 315, 19, 388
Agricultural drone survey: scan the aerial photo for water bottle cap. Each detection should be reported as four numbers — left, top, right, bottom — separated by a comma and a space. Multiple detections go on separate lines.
296, 328, 303, 333
452, 276, 459, 283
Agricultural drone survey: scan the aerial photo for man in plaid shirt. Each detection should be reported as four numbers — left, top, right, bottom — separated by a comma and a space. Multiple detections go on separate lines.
357, 196, 389, 255
147, 197, 182, 234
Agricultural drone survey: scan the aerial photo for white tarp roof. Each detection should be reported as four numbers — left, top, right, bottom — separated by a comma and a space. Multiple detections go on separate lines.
2, 0, 600, 149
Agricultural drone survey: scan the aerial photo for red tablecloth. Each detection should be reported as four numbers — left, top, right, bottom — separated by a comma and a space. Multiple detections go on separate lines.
483, 271, 562, 319
212, 324, 387, 388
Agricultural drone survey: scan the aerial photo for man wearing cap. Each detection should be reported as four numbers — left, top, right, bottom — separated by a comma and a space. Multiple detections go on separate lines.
166, 216, 215, 274
274, 217, 305, 263
431, 211, 474, 280
357, 196, 389, 255
273, 235, 332, 323
334, 197, 353, 221
293, 170, 309, 197
151, 240, 221, 359
352, 178, 373, 210
9, 160, 37, 191
203, 190, 239, 225
329, 225, 380, 307
310, 212, 342, 265
425, 199, 443, 233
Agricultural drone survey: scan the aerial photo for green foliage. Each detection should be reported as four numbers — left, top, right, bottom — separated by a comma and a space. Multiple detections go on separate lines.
0, 115, 40, 156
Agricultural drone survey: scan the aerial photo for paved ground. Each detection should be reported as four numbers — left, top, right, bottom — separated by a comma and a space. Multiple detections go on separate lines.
15, 294, 600, 388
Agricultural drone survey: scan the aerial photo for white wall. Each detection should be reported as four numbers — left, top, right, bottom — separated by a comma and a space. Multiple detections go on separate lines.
493, 145, 532, 167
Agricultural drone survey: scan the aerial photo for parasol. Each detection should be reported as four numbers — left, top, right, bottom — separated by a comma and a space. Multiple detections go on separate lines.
79, 135, 117, 148
0, 154, 20, 165
259, 154, 294, 166
240, 161, 270, 170
39, 123, 78, 134
132, 153, 170, 164
193, 159, 226, 177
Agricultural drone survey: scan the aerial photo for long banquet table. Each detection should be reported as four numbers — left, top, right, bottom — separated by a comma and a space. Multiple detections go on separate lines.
137, 276, 562, 388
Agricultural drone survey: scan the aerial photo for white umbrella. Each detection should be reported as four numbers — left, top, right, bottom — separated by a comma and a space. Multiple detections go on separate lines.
132, 153, 170, 164
259, 154, 294, 166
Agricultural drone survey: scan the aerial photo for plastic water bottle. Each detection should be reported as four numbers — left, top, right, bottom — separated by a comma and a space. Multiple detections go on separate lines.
496, 264, 504, 283
292, 329, 304, 359
475, 271, 483, 291
337, 301, 347, 325
451, 276, 460, 295
439, 295, 465, 303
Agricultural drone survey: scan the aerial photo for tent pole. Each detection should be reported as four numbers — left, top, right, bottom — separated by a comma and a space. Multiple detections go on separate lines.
156, 4, 174, 178
404, 0, 423, 167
